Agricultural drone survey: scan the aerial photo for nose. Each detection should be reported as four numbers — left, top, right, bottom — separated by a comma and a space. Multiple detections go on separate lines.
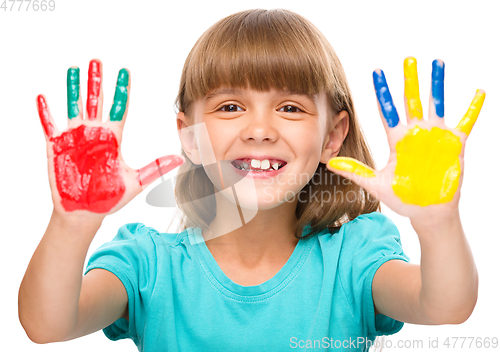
240, 110, 279, 143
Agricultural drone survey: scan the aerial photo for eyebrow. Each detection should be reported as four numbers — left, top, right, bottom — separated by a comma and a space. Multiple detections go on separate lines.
204, 88, 317, 104
205, 88, 242, 101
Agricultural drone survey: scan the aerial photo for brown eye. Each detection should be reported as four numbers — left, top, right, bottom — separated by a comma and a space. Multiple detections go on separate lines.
219, 104, 243, 112
279, 105, 303, 113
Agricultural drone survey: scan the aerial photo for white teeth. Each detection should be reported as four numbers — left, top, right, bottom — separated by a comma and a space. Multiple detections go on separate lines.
235, 158, 283, 171
251, 159, 261, 168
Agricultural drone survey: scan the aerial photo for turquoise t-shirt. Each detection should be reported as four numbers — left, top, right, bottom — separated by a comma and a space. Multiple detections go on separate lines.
85, 212, 410, 351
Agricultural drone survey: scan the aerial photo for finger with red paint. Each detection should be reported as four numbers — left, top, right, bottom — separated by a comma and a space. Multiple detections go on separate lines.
86, 59, 103, 121
135, 155, 185, 190
36, 94, 60, 140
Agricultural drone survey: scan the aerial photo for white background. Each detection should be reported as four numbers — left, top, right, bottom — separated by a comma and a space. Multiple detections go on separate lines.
1, 0, 499, 351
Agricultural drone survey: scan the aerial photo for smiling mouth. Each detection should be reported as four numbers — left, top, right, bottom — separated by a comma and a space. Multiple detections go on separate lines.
231, 158, 287, 172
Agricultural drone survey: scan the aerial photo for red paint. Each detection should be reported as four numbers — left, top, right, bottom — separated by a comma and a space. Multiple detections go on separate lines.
37, 95, 54, 138
51, 125, 125, 213
137, 155, 184, 186
87, 59, 101, 120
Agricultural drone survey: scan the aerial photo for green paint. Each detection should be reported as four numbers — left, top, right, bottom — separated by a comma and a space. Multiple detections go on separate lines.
67, 67, 80, 119
110, 69, 129, 121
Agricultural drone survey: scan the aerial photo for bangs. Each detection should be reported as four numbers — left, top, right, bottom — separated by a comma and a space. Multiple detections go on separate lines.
180, 9, 338, 112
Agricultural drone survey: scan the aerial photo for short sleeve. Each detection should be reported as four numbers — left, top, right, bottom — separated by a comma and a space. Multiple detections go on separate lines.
338, 212, 410, 338
84, 222, 158, 344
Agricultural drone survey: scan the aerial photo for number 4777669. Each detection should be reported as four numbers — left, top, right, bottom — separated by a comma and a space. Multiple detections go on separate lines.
1, 0, 55, 11
443, 337, 498, 349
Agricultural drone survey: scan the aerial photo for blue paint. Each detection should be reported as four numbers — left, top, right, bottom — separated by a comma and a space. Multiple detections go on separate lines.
432, 60, 445, 117
373, 69, 399, 127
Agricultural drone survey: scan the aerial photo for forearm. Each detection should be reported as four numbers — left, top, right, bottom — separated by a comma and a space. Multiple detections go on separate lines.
412, 210, 478, 324
18, 209, 103, 343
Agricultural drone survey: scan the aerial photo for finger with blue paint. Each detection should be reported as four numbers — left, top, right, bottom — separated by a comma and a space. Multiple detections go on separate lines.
429, 59, 445, 120
373, 69, 400, 130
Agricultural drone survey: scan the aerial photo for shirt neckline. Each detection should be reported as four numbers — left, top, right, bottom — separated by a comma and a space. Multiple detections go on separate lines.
187, 226, 317, 300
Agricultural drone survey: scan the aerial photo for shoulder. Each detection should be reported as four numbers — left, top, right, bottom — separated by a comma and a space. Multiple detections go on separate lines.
111, 222, 189, 245
340, 211, 401, 243
312, 212, 403, 260
92, 223, 191, 260
113, 222, 152, 240
345, 211, 397, 230
336, 211, 408, 263
86, 223, 193, 278
316, 212, 400, 243
316, 212, 406, 261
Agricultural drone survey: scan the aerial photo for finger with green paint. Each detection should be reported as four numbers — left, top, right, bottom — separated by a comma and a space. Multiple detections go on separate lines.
66, 66, 83, 124
109, 68, 130, 123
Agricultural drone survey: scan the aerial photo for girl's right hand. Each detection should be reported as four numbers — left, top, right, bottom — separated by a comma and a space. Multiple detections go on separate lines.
37, 59, 184, 221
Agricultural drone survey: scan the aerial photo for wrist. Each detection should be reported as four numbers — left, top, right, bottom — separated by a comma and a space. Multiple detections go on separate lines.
51, 207, 104, 232
410, 208, 462, 240
409, 205, 460, 227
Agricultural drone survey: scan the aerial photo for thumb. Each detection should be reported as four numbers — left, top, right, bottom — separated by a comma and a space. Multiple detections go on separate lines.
327, 157, 378, 193
136, 155, 185, 189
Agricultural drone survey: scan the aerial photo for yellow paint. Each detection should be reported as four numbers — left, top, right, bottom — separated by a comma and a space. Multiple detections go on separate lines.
328, 157, 376, 178
455, 89, 486, 136
392, 125, 462, 206
404, 57, 423, 120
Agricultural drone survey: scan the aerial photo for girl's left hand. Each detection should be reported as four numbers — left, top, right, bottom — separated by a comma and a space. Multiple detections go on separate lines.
326, 57, 485, 221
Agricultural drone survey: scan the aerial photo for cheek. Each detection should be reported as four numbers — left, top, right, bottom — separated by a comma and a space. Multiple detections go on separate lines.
287, 124, 324, 160
192, 121, 224, 165
199, 121, 236, 160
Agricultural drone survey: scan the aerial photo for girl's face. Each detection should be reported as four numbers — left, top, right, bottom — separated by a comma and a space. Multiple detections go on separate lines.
177, 87, 348, 210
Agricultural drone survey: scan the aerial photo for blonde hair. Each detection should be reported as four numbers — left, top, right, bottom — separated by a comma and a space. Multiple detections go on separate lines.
171, 8, 380, 239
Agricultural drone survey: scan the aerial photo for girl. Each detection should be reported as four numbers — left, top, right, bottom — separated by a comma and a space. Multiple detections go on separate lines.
19, 8, 482, 352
